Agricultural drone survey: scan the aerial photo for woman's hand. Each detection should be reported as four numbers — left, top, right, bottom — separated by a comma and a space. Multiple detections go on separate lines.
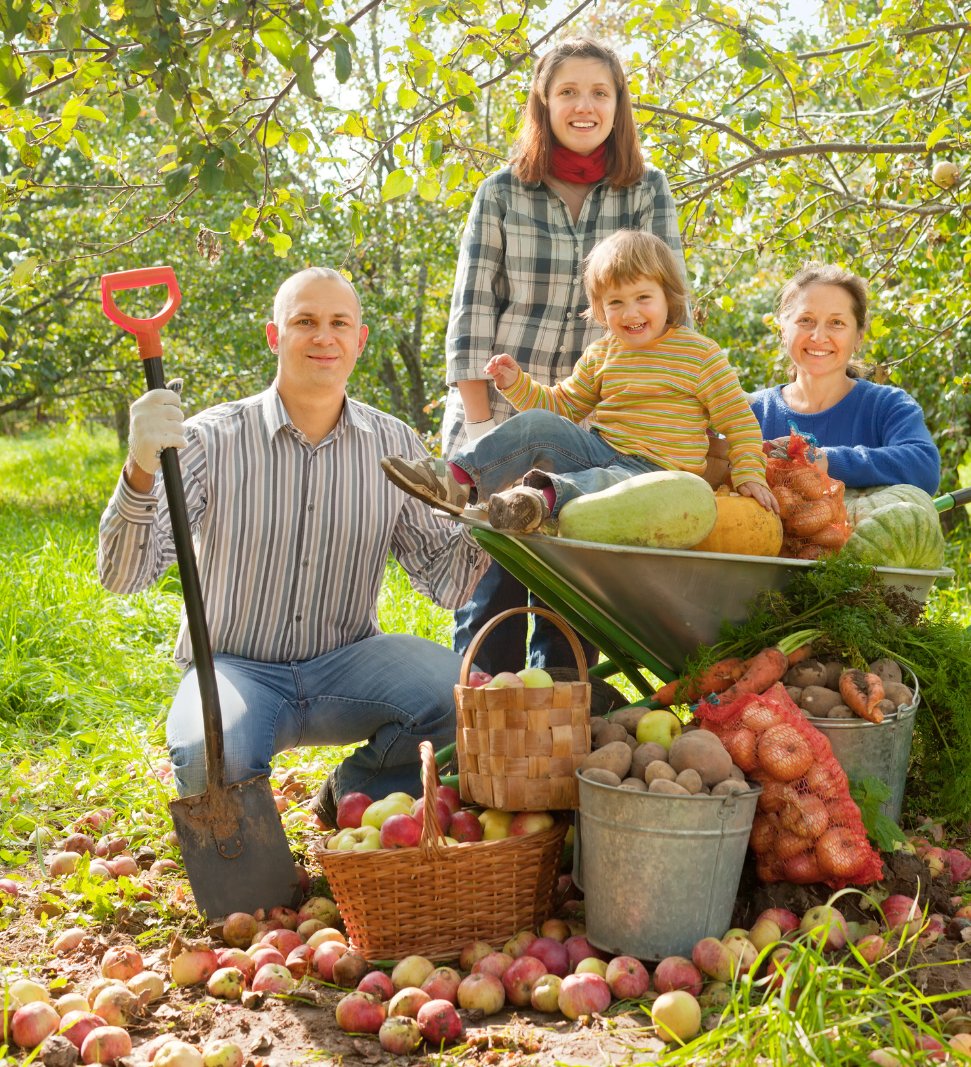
483, 353, 521, 390
737, 480, 780, 514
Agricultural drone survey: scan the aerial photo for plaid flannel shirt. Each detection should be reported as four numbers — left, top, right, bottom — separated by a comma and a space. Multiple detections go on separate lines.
441, 164, 687, 458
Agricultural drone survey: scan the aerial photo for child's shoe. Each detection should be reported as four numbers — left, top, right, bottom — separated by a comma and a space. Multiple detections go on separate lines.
487, 486, 550, 533
381, 455, 471, 515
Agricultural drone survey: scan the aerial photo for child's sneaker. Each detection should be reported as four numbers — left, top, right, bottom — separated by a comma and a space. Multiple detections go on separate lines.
487, 486, 550, 533
381, 455, 471, 515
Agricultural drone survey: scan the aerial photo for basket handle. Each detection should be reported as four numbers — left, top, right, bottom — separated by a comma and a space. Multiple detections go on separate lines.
458, 606, 589, 686
418, 740, 448, 859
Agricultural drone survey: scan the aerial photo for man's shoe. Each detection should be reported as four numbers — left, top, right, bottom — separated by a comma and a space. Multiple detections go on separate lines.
487, 486, 550, 533
310, 775, 339, 829
381, 455, 471, 516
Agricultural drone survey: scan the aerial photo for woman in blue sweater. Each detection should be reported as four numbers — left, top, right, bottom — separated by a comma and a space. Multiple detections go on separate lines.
748, 263, 940, 495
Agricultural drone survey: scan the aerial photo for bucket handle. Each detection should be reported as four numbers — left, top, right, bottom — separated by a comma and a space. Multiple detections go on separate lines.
458, 606, 589, 685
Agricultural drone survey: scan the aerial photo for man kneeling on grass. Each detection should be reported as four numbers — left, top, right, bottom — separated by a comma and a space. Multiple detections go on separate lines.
98, 267, 490, 824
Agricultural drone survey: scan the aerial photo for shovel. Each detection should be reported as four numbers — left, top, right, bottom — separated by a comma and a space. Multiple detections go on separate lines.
101, 266, 301, 919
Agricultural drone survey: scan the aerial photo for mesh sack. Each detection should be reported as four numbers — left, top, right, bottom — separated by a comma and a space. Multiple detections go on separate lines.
696, 682, 884, 888
765, 431, 851, 559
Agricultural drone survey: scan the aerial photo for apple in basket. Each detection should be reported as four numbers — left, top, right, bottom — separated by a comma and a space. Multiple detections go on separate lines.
379, 813, 422, 849
361, 796, 413, 829
517, 667, 554, 687
484, 672, 525, 689
449, 810, 484, 843
509, 812, 555, 836
336, 792, 373, 830
330, 826, 381, 851
468, 671, 493, 688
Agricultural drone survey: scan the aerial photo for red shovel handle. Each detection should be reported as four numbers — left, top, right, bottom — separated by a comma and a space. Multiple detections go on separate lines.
101, 266, 182, 360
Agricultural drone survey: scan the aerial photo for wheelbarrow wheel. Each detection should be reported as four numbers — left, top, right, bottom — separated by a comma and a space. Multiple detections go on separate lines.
546, 667, 629, 717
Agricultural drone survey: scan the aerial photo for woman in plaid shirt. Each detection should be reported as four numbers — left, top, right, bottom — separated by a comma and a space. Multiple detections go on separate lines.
440, 37, 690, 675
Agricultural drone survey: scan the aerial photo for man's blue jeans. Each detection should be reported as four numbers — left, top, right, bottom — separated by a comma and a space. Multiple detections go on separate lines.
451, 409, 663, 516
166, 634, 459, 801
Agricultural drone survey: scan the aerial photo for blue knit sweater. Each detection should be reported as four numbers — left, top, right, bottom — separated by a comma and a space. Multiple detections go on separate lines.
749, 379, 940, 494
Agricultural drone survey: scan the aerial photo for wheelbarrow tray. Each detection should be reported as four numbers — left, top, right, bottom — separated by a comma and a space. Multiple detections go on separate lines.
458, 515, 952, 689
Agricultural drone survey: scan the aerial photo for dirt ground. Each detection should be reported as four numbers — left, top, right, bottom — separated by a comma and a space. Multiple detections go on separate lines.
2, 843, 970, 1067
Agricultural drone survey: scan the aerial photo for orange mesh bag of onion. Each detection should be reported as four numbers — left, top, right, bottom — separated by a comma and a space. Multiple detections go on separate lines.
695, 682, 884, 888
765, 431, 851, 560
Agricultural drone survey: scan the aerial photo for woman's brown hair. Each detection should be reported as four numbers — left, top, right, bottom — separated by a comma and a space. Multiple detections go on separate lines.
511, 37, 645, 189
777, 262, 869, 379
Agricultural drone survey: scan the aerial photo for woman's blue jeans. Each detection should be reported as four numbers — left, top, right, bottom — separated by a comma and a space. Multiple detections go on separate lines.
166, 634, 460, 801
451, 409, 661, 674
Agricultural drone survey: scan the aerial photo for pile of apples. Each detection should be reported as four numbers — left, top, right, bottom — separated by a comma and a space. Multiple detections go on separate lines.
322, 782, 557, 852
467, 666, 557, 689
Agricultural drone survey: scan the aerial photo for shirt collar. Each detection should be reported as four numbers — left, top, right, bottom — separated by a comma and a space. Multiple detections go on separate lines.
260, 384, 376, 440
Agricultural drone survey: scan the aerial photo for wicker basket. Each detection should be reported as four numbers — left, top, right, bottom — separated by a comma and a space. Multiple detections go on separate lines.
309, 742, 568, 962
454, 607, 591, 811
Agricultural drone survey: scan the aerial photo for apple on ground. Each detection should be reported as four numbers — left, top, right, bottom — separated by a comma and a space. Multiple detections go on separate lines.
516, 667, 554, 687
501, 955, 548, 1007
485, 672, 525, 689
691, 936, 736, 983
456, 973, 505, 1015
357, 971, 395, 1001
755, 907, 801, 934
523, 937, 569, 977
651, 956, 703, 997
471, 952, 515, 979
747, 917, 782, 952
557, 973, 612, 1019
635, 709, 683, 750
722, 934, 758, 972
509, 811, 555, 836
574, 957, 608, 978
420, 966, 462, 1004
458, 940, 495, 972
391, 955, 435, 991
416, 999, 464, 1045
539, 917, 572, 942
799, 905, 848, 952
387, 987, 431, 1018
530, 973, 563, 1013
332, 952, 371, 989
335, 991, 386, 1034
604, 956, 650, 999
335, 792, 373, 830
378, 1015, 423, 1055
504, 928, 540, 958
651, 990, 702, 1043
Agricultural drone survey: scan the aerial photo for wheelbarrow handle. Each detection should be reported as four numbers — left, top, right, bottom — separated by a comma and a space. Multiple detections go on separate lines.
935, 487, 971, 513
101, 267, 182, 360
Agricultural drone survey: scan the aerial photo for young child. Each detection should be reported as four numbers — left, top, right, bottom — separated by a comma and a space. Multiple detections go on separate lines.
382, 230, 777, 531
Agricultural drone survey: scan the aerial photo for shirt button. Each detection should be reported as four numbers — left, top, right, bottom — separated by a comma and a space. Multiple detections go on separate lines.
302, 560, 309, 567
565, 313, 572, 320
295, 614, 303, 623
307, 504, 314, 512
559, 346, 566, 353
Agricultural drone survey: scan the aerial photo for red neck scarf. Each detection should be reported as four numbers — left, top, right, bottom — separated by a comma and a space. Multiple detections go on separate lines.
549, 142, 608, 184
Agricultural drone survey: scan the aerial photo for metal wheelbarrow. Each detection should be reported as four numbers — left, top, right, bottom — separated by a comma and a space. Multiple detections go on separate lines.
456, 487, 970, 698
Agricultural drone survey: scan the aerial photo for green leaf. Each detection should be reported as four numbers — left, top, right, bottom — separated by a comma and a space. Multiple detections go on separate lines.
164, 163, 191, 197
258, 18, 293, 66
926, 122, 950, 151
155, 92, 176, 127
742, 108, 762, 132
10, 255, 38, 288
332, 37, 352, 84
122, 92, 141, 124
397, 85, 419, 109
198, 157, 223, 194
18, 142, 40, 167
268, 232, 292, 257
288, 129, 309, 154
455, 96, 475, 113
381, 169, 413, 202
738, 47, 768, 71
291, 44, 316, 99
417, 176, 440, 201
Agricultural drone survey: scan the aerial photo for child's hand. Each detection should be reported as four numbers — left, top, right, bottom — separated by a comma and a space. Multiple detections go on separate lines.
483, 353, 521, 390
737, 480, 780, 514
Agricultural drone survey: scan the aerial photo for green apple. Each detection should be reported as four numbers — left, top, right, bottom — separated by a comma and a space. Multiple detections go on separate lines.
516, 667, 554, 688
384, 791, 416, 807
635, 709, 683, 750
334, 825, 381, 851
361, 796, 413, 829
478, 808, 514, 840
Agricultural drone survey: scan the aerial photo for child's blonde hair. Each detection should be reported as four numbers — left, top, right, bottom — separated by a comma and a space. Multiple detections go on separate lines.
583, 230, 689, 328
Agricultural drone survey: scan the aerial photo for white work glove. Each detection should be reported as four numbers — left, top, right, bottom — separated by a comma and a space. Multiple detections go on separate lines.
465, 418, 496, 442
128, 379, 187, 475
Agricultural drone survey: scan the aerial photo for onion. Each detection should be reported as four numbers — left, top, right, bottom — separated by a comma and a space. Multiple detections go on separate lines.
758, 779, 788, 814
748, 814, 777, 855
740, 701, 780, 733
815, 826, 869, 879
774, 828, 812, 861
804, 761, 844, 801
781, 850, 823, 883
757, 724, 813, 781
723, 727, 758, 773
779, 794, 829, 839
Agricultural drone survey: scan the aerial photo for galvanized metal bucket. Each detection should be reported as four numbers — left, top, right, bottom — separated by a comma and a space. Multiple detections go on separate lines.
806, 672, 920, 823
573, 774, 761, 960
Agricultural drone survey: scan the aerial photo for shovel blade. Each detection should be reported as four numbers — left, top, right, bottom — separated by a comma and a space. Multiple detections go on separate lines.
170, 774, 302, 919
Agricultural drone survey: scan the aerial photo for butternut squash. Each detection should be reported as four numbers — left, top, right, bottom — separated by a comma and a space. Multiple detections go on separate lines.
689, 490, 784, 557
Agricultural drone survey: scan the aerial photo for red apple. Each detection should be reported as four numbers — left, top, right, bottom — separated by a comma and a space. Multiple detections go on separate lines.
538, 917, 572, 942
652, 955, 703, 997
437, 785, 462, 815
564, 935, 606, 969
100, 946, 144, 981
80, 1025, 132, 1065
216, 948, 255, 982
448, 810, 484, 843
268, 905, 299, 930
420, 966, 461, 1004
604, 955, 650, 999
755, 907, 801, 934
249, 946, 286, 972
252, 963, 295, 994
524, 937, 569, 977
467, 671, 493, 687
416, 998, 464, 1045
691, 936, 736, 983
501, 955, 548, 1007
170, 948, 219, 986
221, 911, 258, 948
11, 1001, 60, 1048
59, 1010, 107, 1050
312, 942, 348, 981
379, 813, 422, 849
411, 797, 452, 835
557, 972, 611, 1019
335, 991, 386, 1034
509, 811, 555, 836
799, 905, 848, 952
336, 792, 373, 830
260, 928, 304, 957
458, 939, 494, 971
357, 970, 394, 1001
387, 987, 431, 1018
472, 951, 515, 979
284, 944, 314, 978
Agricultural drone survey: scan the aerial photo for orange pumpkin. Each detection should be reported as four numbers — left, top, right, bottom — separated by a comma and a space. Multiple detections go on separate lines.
689, 491, 783, 557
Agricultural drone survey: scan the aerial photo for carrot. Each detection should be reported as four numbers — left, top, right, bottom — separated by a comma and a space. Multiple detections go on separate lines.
785, 642, 814, 667
716, 646, 789, 705
839, 669, 886, 723
652, 656, 748, 706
